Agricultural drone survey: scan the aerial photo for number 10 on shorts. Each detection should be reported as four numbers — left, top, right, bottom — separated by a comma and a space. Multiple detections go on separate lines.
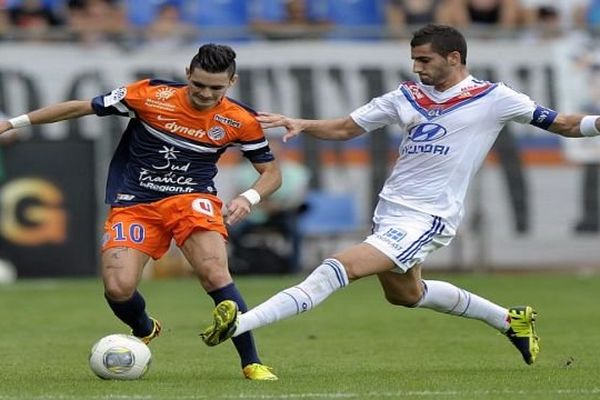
111, 222, 146, 244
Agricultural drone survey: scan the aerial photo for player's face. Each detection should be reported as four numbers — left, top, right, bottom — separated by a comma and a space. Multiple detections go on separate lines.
186, 67, 237, 110
411, 43, 454, 88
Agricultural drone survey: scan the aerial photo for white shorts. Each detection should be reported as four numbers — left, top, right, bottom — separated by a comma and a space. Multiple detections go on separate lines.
364, 198, 455, 273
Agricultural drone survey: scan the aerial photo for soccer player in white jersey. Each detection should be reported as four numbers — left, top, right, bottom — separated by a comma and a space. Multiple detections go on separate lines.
200, 24, 600, 367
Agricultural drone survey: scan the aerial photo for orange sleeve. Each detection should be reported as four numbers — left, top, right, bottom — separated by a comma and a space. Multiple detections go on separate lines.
91, 79, 151, 117
237, 114, 267, 143
122, 79, 152, 112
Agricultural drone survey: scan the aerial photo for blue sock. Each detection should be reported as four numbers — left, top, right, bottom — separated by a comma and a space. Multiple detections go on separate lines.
208, 283, 260, 367
105, 290, 152, 337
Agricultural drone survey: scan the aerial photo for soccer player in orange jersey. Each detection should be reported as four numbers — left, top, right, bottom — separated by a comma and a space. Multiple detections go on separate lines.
0, 44, 282, 380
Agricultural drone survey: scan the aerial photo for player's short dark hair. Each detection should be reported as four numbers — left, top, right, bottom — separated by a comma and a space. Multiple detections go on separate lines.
410, 24, 467, 65
190, 44, 237, 77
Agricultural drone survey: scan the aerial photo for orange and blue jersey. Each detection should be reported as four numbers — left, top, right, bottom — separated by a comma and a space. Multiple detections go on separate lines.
91, 79, 274, 206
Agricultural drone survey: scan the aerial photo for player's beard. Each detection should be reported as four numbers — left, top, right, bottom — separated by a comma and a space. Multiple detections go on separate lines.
421, 65, 453, 89
418, 74, 434, 85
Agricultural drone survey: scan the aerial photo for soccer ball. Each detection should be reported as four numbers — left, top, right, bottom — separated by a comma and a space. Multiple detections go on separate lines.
89, 334, 152, 380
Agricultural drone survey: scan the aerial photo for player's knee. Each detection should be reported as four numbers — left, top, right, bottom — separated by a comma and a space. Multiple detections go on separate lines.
104, 279, 136, 301
384, 292, 414, 307
331, 256, 357, 280
195, 264, 231, 292
383, 285, 423, 307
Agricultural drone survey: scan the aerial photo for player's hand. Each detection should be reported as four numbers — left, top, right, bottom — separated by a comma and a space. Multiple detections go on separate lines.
0, 121, 13, 135
225, 196, 252, 225
257, 112, 302, 142
0, 121, 19, 145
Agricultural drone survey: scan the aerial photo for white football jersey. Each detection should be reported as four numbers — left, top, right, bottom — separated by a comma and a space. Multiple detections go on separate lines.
350, 75, 556, 230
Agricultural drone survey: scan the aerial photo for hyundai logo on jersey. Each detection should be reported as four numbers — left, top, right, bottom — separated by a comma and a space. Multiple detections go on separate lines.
403, 123, 450, 156
408, 123, 447, 142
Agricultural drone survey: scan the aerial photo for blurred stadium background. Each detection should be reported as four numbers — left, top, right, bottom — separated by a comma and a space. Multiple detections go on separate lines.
1, 0, 600, 280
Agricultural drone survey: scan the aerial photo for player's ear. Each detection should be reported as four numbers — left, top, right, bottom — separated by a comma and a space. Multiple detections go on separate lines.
229, 74, 239, 86
185, 67, 191, 79
448, 51, 460, 66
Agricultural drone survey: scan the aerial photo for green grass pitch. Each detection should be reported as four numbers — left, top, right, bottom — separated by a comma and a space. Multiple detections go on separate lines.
1, 272, 599, 399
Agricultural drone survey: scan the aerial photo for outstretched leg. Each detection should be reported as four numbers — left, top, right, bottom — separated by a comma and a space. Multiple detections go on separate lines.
377, 268, 539, 365
201, 257, 349, 345
201, 242, 393, 344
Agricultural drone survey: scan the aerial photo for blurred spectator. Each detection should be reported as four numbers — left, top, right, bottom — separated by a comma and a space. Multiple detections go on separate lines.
229, 134, 311, 273
6, 0, 63, 11
444, 0, 521, 31
0, 3, 10, 37
7, 0, 64, 40
575, 0, 600, 33
250, 0, 333, 40
143, 1, 197, 48
66, 0, 127, 45
124, 0, 184, 27
521, 0, 588, 33
322, 0, 385, 40
183, 0, 251, 42
385, 0, 451, 38
520, 5, 563, 41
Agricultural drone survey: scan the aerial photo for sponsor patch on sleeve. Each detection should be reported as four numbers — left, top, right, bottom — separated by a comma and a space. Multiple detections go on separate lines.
530, 105, 557, 130
103, 87, 127, 107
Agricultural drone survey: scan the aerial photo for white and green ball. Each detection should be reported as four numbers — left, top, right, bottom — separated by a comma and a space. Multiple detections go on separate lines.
89, 334, 152, 380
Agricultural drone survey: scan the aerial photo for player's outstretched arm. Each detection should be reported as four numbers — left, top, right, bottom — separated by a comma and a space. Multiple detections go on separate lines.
547, 113, 600, 138
256, 112, 364, 142
0, 100, 95, 136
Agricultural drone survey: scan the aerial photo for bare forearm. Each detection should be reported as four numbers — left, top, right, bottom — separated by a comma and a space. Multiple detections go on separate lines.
298, 117, 364, 140
0, 100, 95, 136
548, 113, 599, 138
257, 112, 365, 143
251, 162, 282, 199
26, 100, 95, 125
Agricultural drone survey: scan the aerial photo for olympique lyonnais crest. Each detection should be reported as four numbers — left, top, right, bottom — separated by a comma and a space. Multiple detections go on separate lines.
156, 87, 176, 101
401, 80, 497, 120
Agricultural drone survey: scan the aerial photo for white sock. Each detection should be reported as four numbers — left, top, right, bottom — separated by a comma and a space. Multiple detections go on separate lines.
416, 280, 510, 332
233, 258, 349, 337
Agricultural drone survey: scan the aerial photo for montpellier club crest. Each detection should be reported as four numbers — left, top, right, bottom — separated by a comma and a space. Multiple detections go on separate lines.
208, 126, 225, 141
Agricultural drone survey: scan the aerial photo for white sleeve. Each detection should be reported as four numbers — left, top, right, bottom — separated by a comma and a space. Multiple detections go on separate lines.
493, 83, 537, 124
350, 91, 401, 132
